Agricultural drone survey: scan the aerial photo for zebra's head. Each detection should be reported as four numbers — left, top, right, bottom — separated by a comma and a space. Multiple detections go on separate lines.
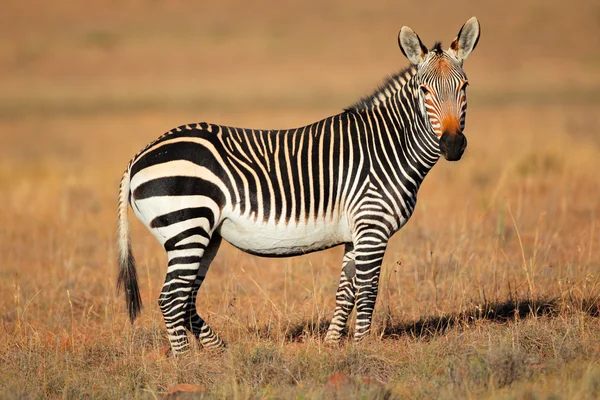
398, 17, 480, 161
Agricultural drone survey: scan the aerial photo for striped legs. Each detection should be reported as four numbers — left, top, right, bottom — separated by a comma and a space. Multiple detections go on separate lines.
324, 232, 387, 343
185, 235, 225, 350
352, 233, 387, 341
158, 232, 224, 355
325, 244, 357, 343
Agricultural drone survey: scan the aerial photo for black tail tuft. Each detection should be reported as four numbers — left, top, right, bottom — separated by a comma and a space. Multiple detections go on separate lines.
117, 245, 142, 323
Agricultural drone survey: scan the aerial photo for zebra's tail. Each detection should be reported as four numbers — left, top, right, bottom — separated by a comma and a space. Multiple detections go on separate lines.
116, 166, 142, 323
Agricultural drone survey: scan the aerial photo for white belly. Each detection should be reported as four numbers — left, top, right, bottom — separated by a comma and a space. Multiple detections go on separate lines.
218, 214, 351, 256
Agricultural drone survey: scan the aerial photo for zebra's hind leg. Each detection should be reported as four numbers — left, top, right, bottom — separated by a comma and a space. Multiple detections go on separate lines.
186, 234, 225, 350
325, 244, 357, 343
158, 230, 222, 355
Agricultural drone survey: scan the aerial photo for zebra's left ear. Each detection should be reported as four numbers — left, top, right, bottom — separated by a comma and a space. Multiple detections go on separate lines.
448, 17, 480, 63
399, 26, 428, 65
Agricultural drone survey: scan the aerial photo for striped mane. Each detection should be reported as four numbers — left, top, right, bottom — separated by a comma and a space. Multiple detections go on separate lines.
346, 42, 445, 113
345, 65, 417, 112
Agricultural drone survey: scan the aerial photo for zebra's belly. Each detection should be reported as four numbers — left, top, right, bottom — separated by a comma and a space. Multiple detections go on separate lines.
218, 215, 352, 257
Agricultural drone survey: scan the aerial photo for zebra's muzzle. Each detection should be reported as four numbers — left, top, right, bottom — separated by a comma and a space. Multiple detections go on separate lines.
440, 131, 467, 161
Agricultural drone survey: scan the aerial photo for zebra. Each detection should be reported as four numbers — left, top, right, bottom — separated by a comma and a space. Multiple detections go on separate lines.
117, 17, 480, 354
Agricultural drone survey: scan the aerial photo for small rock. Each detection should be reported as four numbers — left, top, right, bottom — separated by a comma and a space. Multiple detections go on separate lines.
145, 346, 171, 362
361, 376, 385, 387
164, 383, 207, 399
325, 372, 352, 388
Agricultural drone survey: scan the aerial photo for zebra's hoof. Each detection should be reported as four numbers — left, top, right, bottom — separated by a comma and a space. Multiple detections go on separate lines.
352, 333, 369, 343
324, 335, 342, 346
203, 341, 227, 353
171, 349, 192, 357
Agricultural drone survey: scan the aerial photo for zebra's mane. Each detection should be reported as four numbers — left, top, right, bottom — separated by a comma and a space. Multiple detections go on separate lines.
345, 65, 418, 112
345, 42, 444, 112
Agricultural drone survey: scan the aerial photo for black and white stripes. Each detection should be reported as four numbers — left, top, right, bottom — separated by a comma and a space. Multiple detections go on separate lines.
116, 17, 481, 354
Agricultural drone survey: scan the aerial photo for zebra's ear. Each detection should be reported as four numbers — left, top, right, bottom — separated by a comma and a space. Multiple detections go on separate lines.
398, 26, 428, 65
448, 17, 480, 63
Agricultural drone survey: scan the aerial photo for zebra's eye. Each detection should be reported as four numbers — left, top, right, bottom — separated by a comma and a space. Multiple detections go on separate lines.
460, 80, 469, 90
420, 85, 430, 95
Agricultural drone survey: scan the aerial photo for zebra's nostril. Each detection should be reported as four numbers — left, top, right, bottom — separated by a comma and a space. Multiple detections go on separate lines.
439, 131, 466, 161
439, 142, 449, 155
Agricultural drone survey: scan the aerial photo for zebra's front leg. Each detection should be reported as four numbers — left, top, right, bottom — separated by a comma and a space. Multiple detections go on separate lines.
325, 244, 357, 343
353, 236, 387, 342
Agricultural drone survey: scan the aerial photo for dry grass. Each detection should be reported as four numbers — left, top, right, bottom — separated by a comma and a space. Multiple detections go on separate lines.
1, 0, 600, 398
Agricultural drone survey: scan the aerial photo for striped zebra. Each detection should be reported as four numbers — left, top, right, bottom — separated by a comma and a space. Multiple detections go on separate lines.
117, 17, 480, 354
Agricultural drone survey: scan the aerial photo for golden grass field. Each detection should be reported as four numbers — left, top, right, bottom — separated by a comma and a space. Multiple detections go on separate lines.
2, 0, 600, 398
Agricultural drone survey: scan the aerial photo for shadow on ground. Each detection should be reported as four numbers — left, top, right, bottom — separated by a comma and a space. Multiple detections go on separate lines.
274, 296, 600, 342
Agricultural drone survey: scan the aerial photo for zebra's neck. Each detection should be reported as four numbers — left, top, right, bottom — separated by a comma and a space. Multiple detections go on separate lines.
347, 67, 440, 198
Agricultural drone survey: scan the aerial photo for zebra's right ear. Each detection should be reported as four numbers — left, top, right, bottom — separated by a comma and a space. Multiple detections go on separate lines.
398, 26, 428, 65
448, 17, 480, 63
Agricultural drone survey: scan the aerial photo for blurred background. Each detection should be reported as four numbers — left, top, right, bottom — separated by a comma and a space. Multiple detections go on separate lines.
2, 0, 599, 121
1, 0, 600, 345
1, 1, 600, 396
